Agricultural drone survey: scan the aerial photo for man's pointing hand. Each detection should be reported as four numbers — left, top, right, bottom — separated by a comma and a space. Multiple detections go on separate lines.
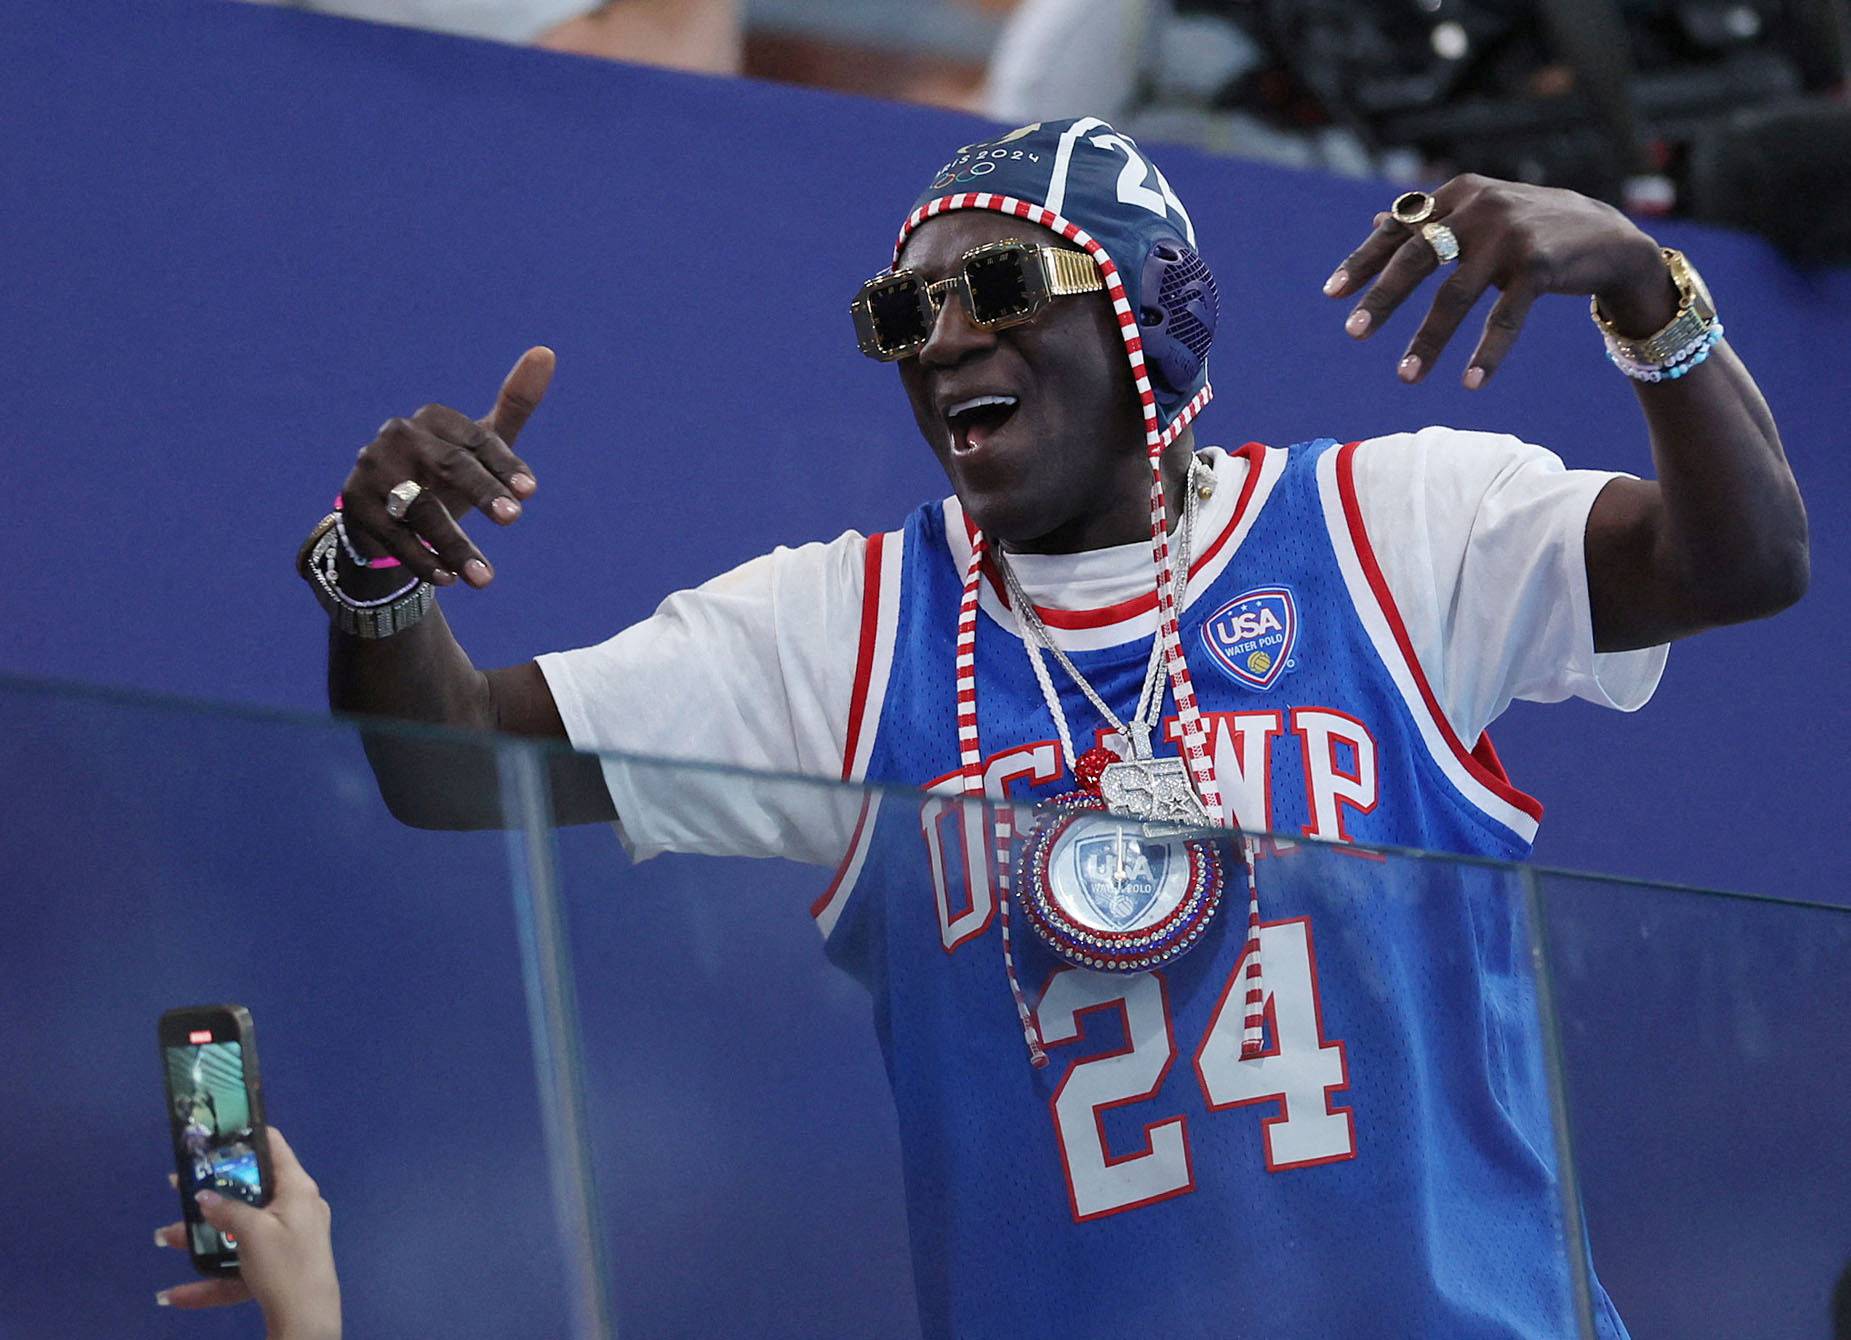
338, 346, 555, 588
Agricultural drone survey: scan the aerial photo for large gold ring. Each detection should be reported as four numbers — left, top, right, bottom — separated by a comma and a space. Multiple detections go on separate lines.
1420, 222, 1461, 264
384, 479, 425, 521
1391, 190, 1437, 226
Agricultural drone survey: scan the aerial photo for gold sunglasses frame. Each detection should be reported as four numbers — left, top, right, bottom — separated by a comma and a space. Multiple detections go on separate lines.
851, 239, 1103, 362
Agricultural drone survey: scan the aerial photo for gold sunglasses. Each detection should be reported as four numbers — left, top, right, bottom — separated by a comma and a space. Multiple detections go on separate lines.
851, 239, 1104, 362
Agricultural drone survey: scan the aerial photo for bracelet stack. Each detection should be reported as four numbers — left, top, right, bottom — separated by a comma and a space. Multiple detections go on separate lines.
1590, 246, 1723, 385
296, 512, 435, 638
332, 494, 404, 570
1605, 320, 1724, 383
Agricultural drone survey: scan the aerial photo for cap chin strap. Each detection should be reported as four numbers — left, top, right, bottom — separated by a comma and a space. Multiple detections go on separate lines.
955, 532, 1048, 1068
954, 431, 1265, 1066
911, 191, 1262, 1063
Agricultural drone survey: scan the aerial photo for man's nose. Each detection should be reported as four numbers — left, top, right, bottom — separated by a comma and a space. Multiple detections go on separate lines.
917, 287, 996, 366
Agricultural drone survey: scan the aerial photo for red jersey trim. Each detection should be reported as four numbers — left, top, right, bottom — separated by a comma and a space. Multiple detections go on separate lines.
811, 793, 875, 923
840, 531, 886, 781
985, 442, 1270, 630
1333, 441, 1545, 823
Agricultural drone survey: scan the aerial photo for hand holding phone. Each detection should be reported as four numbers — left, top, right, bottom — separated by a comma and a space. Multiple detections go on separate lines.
158, 1005, 271, 1275
155, 1125, 342, 1339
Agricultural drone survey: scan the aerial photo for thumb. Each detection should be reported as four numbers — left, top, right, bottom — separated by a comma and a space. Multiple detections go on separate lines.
484, 345, 556, 448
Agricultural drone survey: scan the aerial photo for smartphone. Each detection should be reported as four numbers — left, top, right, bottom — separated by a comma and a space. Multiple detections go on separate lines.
158, 1004, 272, 1276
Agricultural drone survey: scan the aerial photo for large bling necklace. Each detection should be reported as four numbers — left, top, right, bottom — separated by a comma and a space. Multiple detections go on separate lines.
997, 456, 1234, 974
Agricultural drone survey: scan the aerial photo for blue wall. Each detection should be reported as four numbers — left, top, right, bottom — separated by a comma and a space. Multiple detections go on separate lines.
2, 2, 1848, 1336
3, 0, 1846, 899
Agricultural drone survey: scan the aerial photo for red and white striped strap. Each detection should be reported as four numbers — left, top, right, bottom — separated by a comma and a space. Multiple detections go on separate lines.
911, 191, 1257, 1063
958, 532, 1048, 1067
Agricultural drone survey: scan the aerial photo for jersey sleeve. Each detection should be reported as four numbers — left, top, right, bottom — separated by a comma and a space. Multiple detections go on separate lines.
1349, 426, 1669, 743
534, 531, 871, 864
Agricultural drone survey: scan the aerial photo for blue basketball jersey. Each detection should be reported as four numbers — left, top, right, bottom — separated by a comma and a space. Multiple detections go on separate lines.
811, 440, 1628, 1338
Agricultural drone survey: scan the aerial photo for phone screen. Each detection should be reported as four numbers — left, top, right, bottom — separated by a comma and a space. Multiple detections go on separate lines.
163, 1035, 264, 1258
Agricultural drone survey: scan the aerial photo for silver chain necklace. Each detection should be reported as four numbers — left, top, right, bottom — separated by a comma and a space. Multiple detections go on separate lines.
998, 455, 1208, 771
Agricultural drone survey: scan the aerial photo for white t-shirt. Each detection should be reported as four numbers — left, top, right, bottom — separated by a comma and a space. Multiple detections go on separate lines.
536, 427, 1668, 858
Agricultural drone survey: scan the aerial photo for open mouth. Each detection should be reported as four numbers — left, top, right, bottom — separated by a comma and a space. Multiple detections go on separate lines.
945, 394, 1021, 452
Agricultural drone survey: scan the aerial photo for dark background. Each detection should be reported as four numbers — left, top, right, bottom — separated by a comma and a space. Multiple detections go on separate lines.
1, 0, 1846, 1335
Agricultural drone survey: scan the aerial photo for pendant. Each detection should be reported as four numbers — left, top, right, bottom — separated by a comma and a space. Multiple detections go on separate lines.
1098, 756, 1213, 826
1015, 748, 1236, 973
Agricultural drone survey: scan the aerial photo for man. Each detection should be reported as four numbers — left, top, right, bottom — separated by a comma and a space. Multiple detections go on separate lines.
302, 119, 1805, 1335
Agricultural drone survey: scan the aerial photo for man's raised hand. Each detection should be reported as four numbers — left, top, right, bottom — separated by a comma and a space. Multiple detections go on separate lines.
338, 346, 555, 588
1321, 177, 1676, 389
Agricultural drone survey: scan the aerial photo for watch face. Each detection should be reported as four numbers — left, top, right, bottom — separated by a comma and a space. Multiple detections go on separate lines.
1667, 250, 1715, 319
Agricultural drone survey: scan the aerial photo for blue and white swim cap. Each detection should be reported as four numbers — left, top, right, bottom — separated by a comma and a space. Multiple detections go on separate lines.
896, 117, 1217, 443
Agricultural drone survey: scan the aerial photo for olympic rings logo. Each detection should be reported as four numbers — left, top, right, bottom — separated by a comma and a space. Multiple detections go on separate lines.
930, 161, 998, 190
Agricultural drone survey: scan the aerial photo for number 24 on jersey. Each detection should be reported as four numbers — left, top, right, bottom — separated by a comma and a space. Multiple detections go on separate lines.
1038, 917, 1354, 1222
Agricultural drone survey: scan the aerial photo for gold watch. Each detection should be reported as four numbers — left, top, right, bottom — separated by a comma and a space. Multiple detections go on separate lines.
1590, 248, 1717, 366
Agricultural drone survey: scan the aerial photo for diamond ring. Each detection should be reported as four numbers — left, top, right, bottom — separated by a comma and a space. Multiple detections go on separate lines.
384, 480, 425, 521
1420, 222, 1461, 264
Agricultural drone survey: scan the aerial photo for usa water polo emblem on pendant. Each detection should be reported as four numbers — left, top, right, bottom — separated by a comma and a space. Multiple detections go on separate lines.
1016, 752, 1239, 972
1201, 586, 1299, 691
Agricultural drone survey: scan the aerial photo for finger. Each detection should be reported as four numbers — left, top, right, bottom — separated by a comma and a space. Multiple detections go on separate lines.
155, 1221, 188, 1250
1462, 284, 1540, 388
1345, 234, 1441, 340
400, 492, 494, 588
1323, 214, 1409, 298
1397, 263, 1494, 383
261, 1126, 320, 1203
341, 490, 460, 586
168, 1172, 179, 1190
195, 1189, 264, 1237
485, 347, 554, 471
410, 404, 531, 524
157, 1277, 253, 1310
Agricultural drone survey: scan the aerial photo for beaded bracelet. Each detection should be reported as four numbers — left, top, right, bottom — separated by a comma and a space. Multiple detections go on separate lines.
309, 526, 423, 606
1605, 313, 1716, 374
1607, 321, 1724, 384
303, 524, 435, 638
331, 494, 404, 569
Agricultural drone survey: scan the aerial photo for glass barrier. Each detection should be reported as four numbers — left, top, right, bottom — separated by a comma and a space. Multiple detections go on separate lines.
543, 746, 1599, 1338
0, 678, 607, 1339
1535, 870, 1851, 1339
6, 674, 1846, 1340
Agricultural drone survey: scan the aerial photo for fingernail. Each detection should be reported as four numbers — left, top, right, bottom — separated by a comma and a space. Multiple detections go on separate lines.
510, 473, 536, 496
1399, 354, 1422, 382
195, 1189, 220, 1206
1346, 309, 1371, 337
154, 1228, 168, 1247
491, 496, 521, 522
1323, 268, 1347, 296
1464, 366, 1485, 390
156, 1292, 172, 1307
432, 568, 456, 586
464, 559, 492, 586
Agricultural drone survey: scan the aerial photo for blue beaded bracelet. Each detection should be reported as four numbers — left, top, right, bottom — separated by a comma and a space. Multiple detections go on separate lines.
1607, 321, 1724, 384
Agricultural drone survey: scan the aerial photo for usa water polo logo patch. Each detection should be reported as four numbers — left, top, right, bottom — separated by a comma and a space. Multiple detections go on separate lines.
1202, 587, 1299, 690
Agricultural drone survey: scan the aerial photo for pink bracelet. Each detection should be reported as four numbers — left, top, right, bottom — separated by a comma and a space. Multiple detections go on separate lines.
333, 493, 404, 569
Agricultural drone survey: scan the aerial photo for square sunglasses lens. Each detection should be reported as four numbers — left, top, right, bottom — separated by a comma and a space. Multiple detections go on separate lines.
964, 251, 1034, 324
867, 278, 931, 355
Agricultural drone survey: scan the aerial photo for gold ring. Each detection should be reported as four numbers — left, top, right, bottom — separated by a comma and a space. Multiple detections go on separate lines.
1391, 190, 1436, 226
